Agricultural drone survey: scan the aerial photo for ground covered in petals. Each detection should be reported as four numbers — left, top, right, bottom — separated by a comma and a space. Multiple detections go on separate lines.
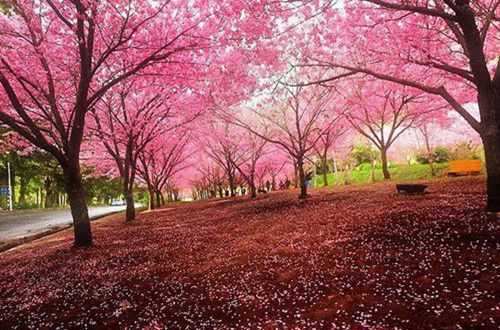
0, 177, 499, 329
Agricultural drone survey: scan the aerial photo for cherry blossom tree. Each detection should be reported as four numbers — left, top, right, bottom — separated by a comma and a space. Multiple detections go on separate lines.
414, 114, 455, 176
0, 0, 279, 245
345, 82, 437, 179
259, 147, 290, 190
282, 0, 499, 211
89, 80, 174, 221
203, 121, 246, 197
137, 129, 193, 210
313, 121, 348, 186
230, 85, 343, 199
231, 132, 268, 198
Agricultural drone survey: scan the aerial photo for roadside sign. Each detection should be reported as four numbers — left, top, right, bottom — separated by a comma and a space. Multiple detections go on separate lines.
0, 186, 9, 196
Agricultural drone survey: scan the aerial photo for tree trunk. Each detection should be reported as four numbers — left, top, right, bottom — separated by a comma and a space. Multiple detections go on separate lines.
422, 128, 436, 176
123, 187, 135, 222
65, 164, 92, 247
148, 186, 155, 211
44, 177, 54, 208
381, 147, 391, 179
322, 157, 329, 187
293, 162, 299, 188
297, 157, 307, 200
483, 131, 500, 212
18, 176, 27, 206
250, 181, 257, 198
10, 167, 15, 206
155, 190, 161, 207
229, 176, 236, 197
370, 160, 376, 183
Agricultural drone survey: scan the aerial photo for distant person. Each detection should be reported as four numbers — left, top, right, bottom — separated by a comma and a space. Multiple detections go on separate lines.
266, 180, 271, 192
279, 180, 285, 190
285, 178, 291, 189
241, 187, 246, 195
306, 171, 313, 188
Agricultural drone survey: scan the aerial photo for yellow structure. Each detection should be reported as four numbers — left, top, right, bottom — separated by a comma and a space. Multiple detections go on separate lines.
445, 160, 482, 176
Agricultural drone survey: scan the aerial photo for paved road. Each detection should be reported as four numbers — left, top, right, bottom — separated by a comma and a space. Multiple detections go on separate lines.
0, 206, 127, 243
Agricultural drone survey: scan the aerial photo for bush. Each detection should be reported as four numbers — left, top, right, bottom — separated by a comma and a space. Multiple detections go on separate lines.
415, 153, 430, 164
315, 159, 335, 175
415, 146, 449, 165
434, 147, 450, 163
449, 141, 481, 161
350, 144, 379, 166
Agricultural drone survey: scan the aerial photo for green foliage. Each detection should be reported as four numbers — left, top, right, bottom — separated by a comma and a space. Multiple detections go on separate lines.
0, 147, 124, 210
82, 171, 123, 206
0, 0, 9, 14
350, 144, 379, 166
315, 159, 334, 175
314, 162, 450, 187
434, 147, 450, 163
415, 146, 450, 164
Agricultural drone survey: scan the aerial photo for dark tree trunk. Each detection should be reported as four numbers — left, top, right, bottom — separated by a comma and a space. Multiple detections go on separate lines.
293, 162, 300, 188
483, 131, 500, 212
381, 147, 391, 180
297, 157, 307, 200
124, 187, 135, 222
250, 179, 257, 198
10, 167, 15, 206
229, 175, 236, 197
44, 177, 54, 208
155, 190, 162, 207
18, 176, 27, 206
456, 6, 500, 212
65, 164, 92, 247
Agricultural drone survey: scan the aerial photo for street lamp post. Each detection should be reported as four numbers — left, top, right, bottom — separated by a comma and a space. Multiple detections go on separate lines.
7, 162, 13, 211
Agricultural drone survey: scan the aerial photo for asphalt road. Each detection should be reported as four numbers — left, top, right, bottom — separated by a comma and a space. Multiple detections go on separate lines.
0, 206, 127, 244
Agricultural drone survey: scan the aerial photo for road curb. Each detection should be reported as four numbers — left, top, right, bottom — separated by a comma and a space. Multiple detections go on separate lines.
0, 210, 127, 254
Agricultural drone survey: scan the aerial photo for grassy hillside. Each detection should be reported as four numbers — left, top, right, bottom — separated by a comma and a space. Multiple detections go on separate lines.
314, 162, 451, 187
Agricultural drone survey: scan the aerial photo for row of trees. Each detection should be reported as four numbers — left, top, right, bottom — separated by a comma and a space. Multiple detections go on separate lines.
0, 0, 497, 247
281, 0, 499, 211
0, 0, 274, 246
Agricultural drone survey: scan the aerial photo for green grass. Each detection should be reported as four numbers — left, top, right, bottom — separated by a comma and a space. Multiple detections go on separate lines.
313, 162, 450, 187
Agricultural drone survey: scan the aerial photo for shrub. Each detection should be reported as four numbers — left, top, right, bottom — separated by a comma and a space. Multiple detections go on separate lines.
415, 146, 449, 164
350, 144, 379, 166
449, 141, 481, 161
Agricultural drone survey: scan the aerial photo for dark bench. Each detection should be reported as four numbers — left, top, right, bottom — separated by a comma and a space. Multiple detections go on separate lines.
396, 184, 428, 194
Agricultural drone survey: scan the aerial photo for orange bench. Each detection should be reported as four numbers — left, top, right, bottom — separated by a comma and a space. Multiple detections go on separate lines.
445, 160, 482, 177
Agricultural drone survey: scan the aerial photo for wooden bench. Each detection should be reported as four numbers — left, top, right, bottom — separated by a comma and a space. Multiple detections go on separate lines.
445, 160, 482, 177
396, 184, 428, 194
